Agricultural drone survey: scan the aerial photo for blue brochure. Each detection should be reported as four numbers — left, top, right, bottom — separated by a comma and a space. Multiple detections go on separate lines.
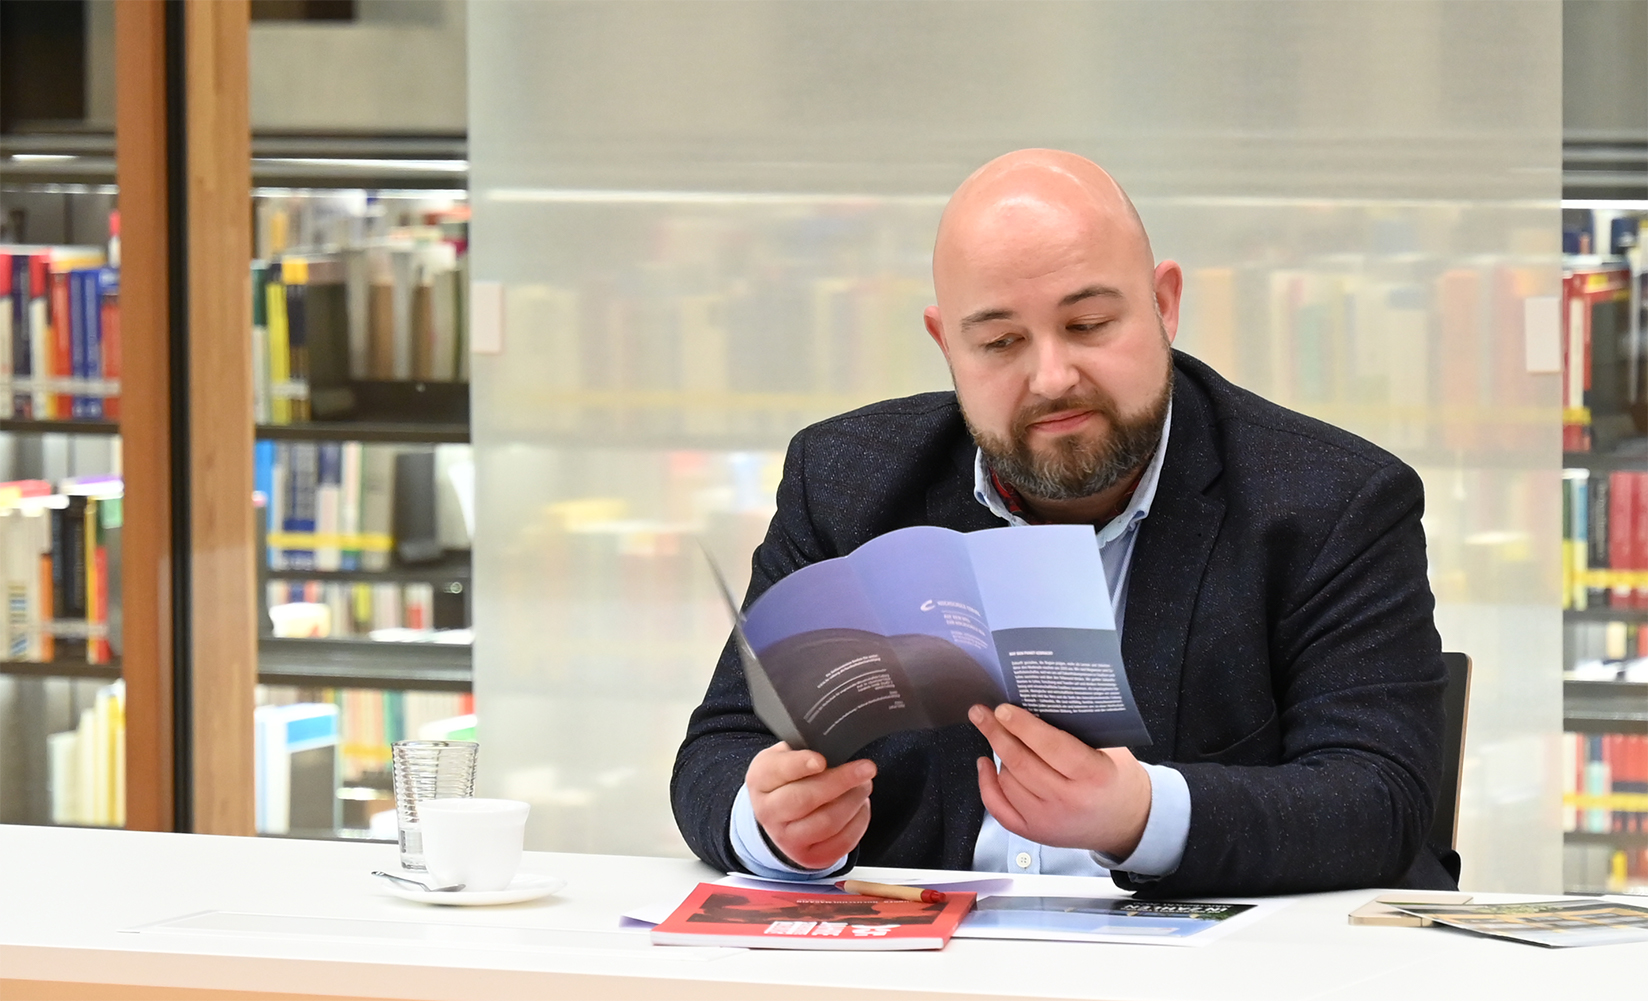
709, 524, 1151, 766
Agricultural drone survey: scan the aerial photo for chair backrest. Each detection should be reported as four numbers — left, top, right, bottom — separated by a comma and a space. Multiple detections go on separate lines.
1431, 652, 1473, 851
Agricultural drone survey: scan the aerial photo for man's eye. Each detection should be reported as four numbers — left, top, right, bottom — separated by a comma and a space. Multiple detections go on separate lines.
1069, 320, 1110, 333
982, 336, 1017, 352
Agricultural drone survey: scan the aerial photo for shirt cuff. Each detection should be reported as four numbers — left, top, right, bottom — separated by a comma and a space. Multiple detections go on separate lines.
1091, 762, 1190, 879
728, 783, 849, 880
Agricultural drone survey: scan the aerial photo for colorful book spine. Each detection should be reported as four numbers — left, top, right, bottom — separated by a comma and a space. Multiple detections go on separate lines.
251, 263, 271, 425
27, 253, 49, 417
67, 270, 85, 420
49, 269, 72, 419
283, 443, 319, 571
0, 251, 11, 415
266, 264, 291, 425
315, 443, 343, 572
338, 442, 363, 571
8, 253, 27, 417
283, 256, 312, 423
99, 267, 121, 420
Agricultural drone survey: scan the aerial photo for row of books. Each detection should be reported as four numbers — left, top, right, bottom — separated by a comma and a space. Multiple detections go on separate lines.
266, 580, 447, 639
255, 193, 466, 275
1560, 215, 1645, 453
252, 236, 469, 424
1560, 469, 1648, 612
1563, 732, 1648, 835
1564, 842, 1648, 895
257, 441, 471, 573
489, 252, 1591, 452
1, 478, 122, 664
254, 702, 338, 835
0, 245, 120, 422
253, 688, 475, 832
1562, 263, 1646, 452
1565, 617, 1648, 683
260, 687, 474, 785
48, 680, 125, 828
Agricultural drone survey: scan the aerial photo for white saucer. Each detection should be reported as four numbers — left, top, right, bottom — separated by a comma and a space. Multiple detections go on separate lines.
381, 873, 565, 906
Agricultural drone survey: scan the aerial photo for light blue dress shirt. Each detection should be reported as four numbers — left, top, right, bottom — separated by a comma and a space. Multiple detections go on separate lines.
729, 405, 1190, 881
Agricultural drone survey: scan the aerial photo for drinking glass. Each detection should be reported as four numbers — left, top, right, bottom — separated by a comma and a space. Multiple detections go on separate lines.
390, 739, 479, 871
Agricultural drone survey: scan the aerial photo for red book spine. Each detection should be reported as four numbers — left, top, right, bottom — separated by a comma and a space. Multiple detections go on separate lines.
91, 545, 108, 664
1629, 734, 1640, 836
1635, 473, 1648, 609
1637, 735, 1647, 835
1610, 473, 1634, 607
1609, 734, 1622, 833
37, 553, 53, 662
50, 271, 73, 419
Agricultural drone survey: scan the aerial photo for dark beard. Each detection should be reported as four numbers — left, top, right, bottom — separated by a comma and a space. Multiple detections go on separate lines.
966, 368, 1171, 503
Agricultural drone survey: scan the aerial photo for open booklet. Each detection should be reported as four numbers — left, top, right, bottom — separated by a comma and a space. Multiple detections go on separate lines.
709, 524, 1150, 766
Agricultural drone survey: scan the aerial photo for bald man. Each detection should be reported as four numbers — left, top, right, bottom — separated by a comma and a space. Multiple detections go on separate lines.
672, 150, 1454, 896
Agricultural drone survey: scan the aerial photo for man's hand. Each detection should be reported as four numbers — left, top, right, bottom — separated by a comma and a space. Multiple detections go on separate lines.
746, 742, 876, 871
969, 703, 1153, 860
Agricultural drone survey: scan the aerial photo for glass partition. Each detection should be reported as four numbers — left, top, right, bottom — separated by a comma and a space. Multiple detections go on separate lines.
467, 0, 1563, 889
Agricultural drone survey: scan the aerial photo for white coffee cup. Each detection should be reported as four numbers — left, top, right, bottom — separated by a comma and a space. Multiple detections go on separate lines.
418, 798, 530, 892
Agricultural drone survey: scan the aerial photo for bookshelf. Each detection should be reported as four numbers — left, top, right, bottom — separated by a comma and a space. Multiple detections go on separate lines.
256, 420, 468, 445
241, 148, 475, 843
3, 13, 472, 839
0, 418, 121, 437
1559, 203, 1647, 897
0, 659, 123, 683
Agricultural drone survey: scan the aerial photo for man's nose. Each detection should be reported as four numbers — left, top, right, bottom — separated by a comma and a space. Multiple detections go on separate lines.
1026, 334, 1080, 400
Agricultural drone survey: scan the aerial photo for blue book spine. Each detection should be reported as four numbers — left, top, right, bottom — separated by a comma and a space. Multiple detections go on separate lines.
254, 439, 276, 531
81, 268, 103, 420
68, 270, 87, 420
12, 255, 31, 415
284, 442, 319, 571
317, 442, 343, 571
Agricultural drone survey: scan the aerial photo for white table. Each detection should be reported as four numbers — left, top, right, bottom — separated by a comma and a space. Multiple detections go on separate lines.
0, 825, 1639, 1000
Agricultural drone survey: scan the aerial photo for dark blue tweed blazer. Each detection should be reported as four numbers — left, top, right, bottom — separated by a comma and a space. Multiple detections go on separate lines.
671, 351, 1454, 896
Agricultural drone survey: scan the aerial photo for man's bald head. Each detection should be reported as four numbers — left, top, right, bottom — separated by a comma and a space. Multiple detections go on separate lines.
921, 149, 1181, 518
933, 150, 1154, 302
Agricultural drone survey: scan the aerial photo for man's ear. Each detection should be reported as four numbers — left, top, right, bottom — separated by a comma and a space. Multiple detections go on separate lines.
1154, 261, 1184, 344
924, 305, 951, 362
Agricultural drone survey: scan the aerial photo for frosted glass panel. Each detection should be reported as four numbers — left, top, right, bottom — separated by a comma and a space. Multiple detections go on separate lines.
468, 1, 1562, 888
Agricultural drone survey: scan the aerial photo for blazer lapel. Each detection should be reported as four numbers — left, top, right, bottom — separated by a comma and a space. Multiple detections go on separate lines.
925, 431, 1006, 532
1122, 367, 1225, 761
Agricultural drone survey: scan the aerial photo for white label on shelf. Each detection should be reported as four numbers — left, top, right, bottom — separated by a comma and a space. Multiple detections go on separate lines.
470, 280, 504, 355
1523, 295, 1560, 374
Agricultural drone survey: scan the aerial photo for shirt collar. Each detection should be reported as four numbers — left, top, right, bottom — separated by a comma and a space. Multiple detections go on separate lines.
972, 401, 1172, 544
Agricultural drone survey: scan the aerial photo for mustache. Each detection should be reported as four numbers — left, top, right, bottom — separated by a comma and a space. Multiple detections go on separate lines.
1011, 390, 1120, 437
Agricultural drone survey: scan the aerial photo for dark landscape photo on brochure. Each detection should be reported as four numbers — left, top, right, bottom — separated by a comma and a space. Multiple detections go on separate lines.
713, 524, 1151, 765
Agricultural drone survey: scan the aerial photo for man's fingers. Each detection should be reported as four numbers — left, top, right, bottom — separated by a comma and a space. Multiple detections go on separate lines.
976, 757, 1029, 834
780, 780, 872, 848
992, 704, 1098, 781
995, 761, 1045, 808
746, 743, 828, 795
763, 766, 871, 823
793, 799, 871, 869
969, 704, 1066, 793
758, 759, 876, 822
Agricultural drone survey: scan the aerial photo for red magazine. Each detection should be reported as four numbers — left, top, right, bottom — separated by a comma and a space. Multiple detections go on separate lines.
650, 883, 977, 951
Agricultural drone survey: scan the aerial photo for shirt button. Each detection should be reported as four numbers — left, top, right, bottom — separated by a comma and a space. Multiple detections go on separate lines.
1015, 852, 1032, 870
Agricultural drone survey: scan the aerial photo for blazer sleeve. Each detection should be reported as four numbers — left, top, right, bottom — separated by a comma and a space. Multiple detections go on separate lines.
669, 428, 855, 874
1115, 460, 1447, 897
